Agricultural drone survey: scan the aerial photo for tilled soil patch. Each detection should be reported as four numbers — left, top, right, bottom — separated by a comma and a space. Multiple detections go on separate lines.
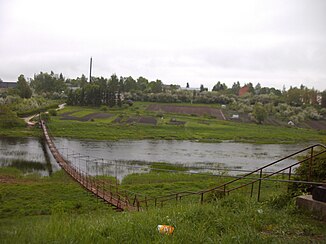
147, 104, 224, 119
114, 116, 157, 125
60, 112, 113, 121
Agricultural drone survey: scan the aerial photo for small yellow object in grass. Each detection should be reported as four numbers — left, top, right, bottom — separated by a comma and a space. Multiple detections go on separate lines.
157, 225, 174, 235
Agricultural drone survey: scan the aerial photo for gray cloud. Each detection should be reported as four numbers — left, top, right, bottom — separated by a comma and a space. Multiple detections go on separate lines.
0, 0, 325, 91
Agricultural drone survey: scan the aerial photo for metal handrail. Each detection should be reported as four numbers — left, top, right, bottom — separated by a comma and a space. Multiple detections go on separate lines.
135, 144, 326, 206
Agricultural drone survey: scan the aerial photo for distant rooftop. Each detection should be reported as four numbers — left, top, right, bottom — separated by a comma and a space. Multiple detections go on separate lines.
0, 81, 17, 89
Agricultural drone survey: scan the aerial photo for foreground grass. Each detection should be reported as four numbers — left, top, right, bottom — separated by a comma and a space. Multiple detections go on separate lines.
0, 167, 325, 243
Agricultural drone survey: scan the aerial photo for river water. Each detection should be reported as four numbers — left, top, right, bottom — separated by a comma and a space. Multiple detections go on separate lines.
0, 137, 310, 180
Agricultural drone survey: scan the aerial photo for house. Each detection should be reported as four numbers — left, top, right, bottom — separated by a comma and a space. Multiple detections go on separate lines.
238, 85, 249, 96
0, 81, 17, 89
288, 121, 295, 126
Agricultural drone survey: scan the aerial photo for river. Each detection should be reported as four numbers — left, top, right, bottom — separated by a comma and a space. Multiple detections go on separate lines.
0, 137, 310, 180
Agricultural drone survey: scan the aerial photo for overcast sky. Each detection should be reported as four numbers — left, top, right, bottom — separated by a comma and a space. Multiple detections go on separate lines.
1, 0, 326, 91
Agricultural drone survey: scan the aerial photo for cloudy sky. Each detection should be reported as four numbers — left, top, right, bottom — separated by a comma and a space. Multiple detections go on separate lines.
1, 0, 326, 91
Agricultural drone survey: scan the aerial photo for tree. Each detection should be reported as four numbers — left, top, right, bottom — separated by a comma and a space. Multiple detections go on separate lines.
186, 82, 189, 88
231, 81, 241, 95
212, 81, 227, 91
252, 103, 267, 124
137, 76, 149, 91
321, 90, 326, 108
16, 74, 32, 98
200, 84, 208, 92
31, 72, 66, 94
124, 76, 137, 92
286, 87, 303, 106
254, 83, 261, 95
149, 80, 163, 93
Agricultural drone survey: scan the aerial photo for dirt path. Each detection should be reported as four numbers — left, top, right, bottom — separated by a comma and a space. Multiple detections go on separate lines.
23, 103, 66, 125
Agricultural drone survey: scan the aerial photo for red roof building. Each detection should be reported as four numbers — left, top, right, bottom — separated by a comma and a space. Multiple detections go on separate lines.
238, 85, 249, 96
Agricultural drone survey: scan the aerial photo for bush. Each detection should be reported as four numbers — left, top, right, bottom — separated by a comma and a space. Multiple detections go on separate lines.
100, 105, 108, 112
40, 113, 51, 122
295, 151, 326, 182
49, 109, 57, 116
290, 151, 326, 193
0, 105, 25, 128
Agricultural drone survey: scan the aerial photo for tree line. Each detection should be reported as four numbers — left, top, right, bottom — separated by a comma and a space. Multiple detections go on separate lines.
2, 71, 326, 110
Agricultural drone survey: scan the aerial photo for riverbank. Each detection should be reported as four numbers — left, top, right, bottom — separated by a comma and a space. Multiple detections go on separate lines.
1, 167, 325, 243
48, 103, 326, 144
1, 102, 325, 144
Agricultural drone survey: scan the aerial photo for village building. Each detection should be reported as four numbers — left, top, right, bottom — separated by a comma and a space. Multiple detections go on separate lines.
238, 85, 250, 96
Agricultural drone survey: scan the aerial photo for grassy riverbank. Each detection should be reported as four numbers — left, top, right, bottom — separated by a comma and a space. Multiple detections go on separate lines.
45, 103, 325, 144
0, 167, 325, 243
1, 102, 325, 144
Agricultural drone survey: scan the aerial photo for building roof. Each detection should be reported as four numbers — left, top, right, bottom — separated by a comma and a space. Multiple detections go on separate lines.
0, 81, 17, 89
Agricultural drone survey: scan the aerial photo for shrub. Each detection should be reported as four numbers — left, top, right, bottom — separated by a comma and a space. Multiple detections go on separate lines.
0, 105, 25, 128
100, 105, 108, 112
49, 109, 57, 116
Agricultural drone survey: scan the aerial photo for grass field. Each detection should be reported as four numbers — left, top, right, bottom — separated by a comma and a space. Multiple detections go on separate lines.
0, 167, 325, 243
1, 102, 325, 144
41, 102, 325, 144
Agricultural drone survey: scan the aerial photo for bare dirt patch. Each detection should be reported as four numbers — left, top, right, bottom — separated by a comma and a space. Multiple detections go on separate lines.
147, 104, 224, 119
114, 116, 157, 125
302, 120, 326, 130
60, 111, 113, 122
169, 118, 186, 125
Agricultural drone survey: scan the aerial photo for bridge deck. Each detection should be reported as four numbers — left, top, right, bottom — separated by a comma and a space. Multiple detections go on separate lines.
40, 120, 138, 211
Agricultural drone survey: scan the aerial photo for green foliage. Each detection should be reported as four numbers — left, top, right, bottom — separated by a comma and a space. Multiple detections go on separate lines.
252, 103, 267, 124
100, 105, 108, 111
295, 151, 326, 182
16, 74, 32, 99
48, 109, 57, 116
40, 112, 51, 122
6, 96, 61, 117
0, 105, 25, 128
31, 71, 66, 94
150, 162, 187, 172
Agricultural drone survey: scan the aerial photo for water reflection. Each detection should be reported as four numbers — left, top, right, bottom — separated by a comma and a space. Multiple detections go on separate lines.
0, 137, 310, 179
0, 137, 58, 176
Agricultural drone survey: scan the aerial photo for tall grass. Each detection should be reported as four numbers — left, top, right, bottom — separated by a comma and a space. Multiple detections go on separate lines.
1, 196, 325, 243
0, 167, 325, 243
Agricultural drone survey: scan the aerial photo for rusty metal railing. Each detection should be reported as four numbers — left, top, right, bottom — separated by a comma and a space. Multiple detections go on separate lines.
41, 120, 138, 211
130, 144, 326, 208
41, 119, 326, 210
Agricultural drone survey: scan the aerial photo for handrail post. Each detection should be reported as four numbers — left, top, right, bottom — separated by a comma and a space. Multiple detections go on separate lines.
137, 199, 140, 211
257, 169, 263, 202
309, 147, 313, 181
287, 166, 292, 192
201, 192, 204, 204
133, 195, 137, 206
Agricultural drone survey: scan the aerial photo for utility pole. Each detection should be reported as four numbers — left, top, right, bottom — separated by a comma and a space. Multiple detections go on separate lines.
89, 57, 92, 83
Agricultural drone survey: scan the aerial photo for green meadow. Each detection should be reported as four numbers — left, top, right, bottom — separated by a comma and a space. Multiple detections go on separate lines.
40, 102, 325, 144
